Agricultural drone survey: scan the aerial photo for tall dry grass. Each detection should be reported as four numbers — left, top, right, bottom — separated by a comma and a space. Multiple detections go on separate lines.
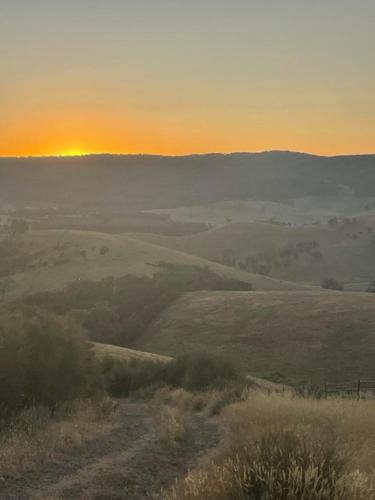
165, 392, 375, 499
0, 397, 118, 479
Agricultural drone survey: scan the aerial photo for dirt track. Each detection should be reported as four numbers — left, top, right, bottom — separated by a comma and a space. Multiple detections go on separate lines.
0, 403, 219, 500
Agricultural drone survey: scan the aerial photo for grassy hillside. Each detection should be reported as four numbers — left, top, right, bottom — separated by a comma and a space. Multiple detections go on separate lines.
140, 290, 375, 384
129, 217, 375, 284
0, 230, 306, 302
92, 342, 172, 364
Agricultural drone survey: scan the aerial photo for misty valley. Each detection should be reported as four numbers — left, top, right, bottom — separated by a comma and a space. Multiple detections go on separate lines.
0, 153, 375, 498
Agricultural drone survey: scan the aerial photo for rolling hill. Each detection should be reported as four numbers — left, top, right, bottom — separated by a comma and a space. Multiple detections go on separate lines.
129, 217, 375, 285
0, 229, 306, 302
139, 290, 375, 383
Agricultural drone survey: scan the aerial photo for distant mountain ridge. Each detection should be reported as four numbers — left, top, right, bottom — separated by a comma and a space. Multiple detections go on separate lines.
1, 151, 375, 210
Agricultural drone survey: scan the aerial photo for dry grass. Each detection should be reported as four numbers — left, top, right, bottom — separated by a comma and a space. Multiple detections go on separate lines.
153, 386, 246, 446
165, 392, 375, 499
152, 385, 249, 418
225, 392, 375, 472
156, 405, 188, 444
143, 290, 375, 382
0, 228, 271, 303
93, 341, 173, 364
132, 216, 375, 283
0, 397, 119, 480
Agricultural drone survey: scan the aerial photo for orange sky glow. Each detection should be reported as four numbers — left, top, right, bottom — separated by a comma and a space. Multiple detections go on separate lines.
1, 1, 374, 158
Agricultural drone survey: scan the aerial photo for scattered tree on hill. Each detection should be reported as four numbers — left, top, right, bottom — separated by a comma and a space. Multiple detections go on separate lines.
7, 218, 29, 237
312, 250, 323, 262
321, 278, 344, 291
100, 246, 109, 255
367, 279, 375, 293
328, 217, 339, 227
222, 248, 236, 267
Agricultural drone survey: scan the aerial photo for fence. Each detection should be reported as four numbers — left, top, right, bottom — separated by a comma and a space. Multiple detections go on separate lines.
324, 380, 375, 399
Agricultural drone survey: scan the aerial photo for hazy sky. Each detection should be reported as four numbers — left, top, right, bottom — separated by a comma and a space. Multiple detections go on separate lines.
1, 0, 374, 156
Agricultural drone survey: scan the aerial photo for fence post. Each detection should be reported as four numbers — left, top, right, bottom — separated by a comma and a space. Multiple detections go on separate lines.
324, 382, 327, 399
357, 379, 361, 399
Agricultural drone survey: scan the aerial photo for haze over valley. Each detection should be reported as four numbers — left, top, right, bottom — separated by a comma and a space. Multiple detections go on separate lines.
2, 0, 375, 498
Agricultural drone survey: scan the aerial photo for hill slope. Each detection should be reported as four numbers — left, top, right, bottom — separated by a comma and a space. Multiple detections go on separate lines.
140, 290, 375, 383
0, 230, 305, 301
129, 217, 375, 284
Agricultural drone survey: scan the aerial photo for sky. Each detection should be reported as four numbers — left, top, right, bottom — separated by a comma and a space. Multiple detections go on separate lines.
1, 0, 374, 157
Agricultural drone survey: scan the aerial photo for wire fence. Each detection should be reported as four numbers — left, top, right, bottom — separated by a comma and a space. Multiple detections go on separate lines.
324, 380, 375, 399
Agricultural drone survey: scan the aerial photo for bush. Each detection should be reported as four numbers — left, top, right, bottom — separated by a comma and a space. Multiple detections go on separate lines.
0, 309, 93, 416
167, 353, 239, 391
104, 353, 239, 398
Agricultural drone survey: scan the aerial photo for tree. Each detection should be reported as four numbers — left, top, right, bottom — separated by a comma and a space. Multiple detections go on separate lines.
321, 278, 344, 291
222, 248, 235, 267
312, 250, 323, 262
367, 279, 375, 293
0, 310, 93, 416
328, 217, 339, 227
8, 218, 29, 237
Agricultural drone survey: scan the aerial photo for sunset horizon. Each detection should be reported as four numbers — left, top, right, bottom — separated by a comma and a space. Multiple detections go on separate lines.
2, 1, 374, 159
2, 2, 375, 496
1, 147, 375, 160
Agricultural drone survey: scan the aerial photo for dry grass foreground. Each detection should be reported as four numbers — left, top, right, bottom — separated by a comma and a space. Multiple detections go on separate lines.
166, 391, 375, 500
0, 390, 223, 499
0, 398, 119, 481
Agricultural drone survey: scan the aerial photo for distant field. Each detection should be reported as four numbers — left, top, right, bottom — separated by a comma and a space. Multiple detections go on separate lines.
129, 217, 375, 284
140, 290, 375, 384
0, 229, 308, 302
92, 342, 172, 364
